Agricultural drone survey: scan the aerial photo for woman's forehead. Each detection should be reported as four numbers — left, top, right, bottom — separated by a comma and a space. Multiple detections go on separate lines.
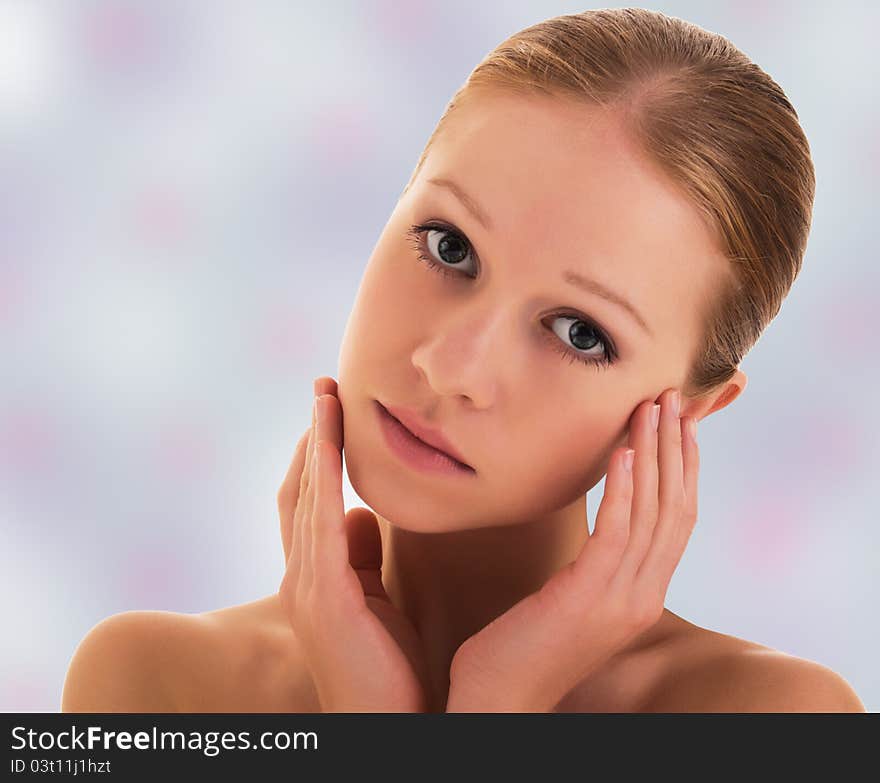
423, 97, 687, 237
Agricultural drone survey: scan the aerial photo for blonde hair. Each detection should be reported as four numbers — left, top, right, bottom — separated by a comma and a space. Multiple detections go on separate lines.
401, 8, 815, 400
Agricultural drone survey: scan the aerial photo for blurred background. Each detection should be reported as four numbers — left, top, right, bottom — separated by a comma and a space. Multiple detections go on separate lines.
1, 0, 877, 712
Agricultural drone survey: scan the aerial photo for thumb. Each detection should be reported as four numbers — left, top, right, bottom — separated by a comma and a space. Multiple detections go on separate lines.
344, 507, 389, 600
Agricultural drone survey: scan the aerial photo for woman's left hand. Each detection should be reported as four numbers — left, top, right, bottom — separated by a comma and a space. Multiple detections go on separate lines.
446, 389, 700, 712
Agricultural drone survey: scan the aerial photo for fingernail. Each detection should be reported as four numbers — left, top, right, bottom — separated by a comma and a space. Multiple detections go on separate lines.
671, 390, 681, 417
687, 417, 697, 442
651, 404, 660, 431
623, 449, 635, 472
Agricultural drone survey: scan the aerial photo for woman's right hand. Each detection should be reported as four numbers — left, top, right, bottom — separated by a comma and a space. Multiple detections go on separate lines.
276, 376, 431, 712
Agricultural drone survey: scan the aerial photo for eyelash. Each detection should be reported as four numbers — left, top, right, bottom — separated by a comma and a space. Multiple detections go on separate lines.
404, 222, 618, 371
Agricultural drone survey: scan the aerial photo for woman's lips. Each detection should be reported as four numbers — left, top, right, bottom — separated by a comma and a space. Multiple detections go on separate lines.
379, 402, 472, 468
375, 400, 476, 475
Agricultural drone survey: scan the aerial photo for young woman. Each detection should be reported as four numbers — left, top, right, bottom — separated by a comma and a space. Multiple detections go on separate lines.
62, 8, 865, 713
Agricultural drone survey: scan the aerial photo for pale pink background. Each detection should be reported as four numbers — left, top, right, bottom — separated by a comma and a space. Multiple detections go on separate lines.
0, 0, 876, 711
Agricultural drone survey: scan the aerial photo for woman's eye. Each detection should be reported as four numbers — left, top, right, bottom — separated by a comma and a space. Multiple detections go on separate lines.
547, 315, 615, 368
406, 224, 478, 277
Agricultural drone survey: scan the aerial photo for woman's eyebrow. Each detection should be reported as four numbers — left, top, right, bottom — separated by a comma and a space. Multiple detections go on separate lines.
562, 269, 653, 337
427, 177, 494, 231
425, 176, 653, 338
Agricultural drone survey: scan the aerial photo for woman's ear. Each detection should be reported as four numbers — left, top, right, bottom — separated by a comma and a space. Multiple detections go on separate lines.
685, 369, 748, 422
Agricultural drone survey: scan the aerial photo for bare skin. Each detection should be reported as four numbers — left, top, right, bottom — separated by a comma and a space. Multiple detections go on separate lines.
72, 590, 858, 714
330, 91, 750, 711
62, 90, 866, 714
158, 594, 766, 713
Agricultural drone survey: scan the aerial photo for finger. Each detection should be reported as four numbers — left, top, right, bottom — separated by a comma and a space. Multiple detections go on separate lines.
312, 399, 350, 587
314, 375, 338, 398
642, 415, 699, 589
312, 395, 346, 554
616, 398, 661, 580
344, 507, 386, 598
574, 446, 634, 585
278, 426, 311, 563
635, 389, 685, 589
295, 396, 318, 582
300, 375, 334, 518
657, 390, 685, 526
306, 378, 343, 587
314, 377, 343, 472
316, 393, 343, 460
300, 396, 319, 590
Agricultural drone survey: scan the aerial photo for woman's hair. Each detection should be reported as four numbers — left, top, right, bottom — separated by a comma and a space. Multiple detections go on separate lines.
400, 8, 815, 400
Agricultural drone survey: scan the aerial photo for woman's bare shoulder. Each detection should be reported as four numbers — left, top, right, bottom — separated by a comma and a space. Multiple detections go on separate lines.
639, 621, 866, 713
63, 596, 320, 713
62, 609, 212, 712
189, 594, 321, 712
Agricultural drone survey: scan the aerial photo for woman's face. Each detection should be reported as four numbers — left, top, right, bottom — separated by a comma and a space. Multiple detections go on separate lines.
337, 90, 729, 532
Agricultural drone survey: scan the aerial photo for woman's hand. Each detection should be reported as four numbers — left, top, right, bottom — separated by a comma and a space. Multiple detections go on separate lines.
446, 388, 700, 712
276, 376, 432, 712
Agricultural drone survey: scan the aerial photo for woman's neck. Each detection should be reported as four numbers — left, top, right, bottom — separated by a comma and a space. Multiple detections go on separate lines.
377, 500, 590, 711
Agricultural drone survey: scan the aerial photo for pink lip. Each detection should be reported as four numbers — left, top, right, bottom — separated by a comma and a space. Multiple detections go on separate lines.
378, 401, 473, 470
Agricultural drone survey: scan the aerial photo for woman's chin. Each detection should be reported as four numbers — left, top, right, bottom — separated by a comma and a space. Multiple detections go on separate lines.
344, 463, 485, 533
